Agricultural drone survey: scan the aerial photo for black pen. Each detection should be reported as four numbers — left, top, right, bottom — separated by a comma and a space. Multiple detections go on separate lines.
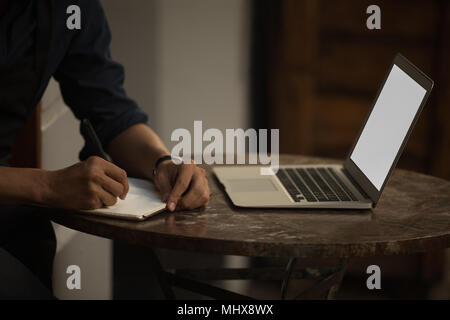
81, 118, 112, 162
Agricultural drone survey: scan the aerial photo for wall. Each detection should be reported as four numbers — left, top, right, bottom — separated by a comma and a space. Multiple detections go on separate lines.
41, 79, 113, 300
103, 0, 251, 297
103, 0, 251, 145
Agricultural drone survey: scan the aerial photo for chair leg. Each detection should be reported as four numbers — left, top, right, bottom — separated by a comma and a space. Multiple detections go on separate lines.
280, 257, 297, 300
281, 258, 349, 300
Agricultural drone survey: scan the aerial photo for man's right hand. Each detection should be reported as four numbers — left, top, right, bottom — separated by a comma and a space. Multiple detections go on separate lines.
43, 156, 129, 210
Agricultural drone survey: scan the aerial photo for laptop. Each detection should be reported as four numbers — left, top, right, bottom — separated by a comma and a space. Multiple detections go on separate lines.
213, 54, 434, 209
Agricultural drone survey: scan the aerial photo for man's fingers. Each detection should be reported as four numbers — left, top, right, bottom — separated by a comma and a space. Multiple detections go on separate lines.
179, 173, 209, 210
166, 164, 194, 211
102, 160, 129, 199
98, 174, 125, 199
97, 187, 118, 207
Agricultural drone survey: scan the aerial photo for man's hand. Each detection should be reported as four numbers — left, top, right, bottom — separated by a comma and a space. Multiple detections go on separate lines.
154, 160, 210, 212
44, 156, 129, 210
107, 124, 210, 212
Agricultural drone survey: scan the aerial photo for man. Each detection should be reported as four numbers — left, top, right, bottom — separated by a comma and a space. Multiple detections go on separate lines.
0, 0, 209, 298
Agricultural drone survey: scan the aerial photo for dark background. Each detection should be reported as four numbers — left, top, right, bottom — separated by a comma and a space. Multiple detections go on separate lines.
251, 0, 450, 181
248, 0, 450, 299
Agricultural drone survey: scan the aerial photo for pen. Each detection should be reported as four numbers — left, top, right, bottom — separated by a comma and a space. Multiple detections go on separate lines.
81, 118, 112, 162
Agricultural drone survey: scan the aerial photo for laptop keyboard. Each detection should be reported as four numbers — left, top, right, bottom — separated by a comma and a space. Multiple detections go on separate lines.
276, 167, 358, 202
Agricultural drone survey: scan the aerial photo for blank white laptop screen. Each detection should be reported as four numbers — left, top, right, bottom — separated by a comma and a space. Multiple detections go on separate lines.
350, 65, 427, 190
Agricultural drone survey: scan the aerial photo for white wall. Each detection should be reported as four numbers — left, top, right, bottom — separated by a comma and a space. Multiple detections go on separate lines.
100, 0, 159, 129
103, 0, 251, 144
41, 79, 113, 300
155, 0, 251, 144
103, 0, 252, 297
41, 0, 251, 299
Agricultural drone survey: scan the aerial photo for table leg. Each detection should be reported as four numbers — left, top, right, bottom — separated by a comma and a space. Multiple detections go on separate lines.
150, 253, 349, 300
147, 248, 176, 300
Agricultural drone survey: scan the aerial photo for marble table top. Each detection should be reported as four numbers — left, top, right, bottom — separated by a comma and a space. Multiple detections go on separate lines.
47, 155, 450, 258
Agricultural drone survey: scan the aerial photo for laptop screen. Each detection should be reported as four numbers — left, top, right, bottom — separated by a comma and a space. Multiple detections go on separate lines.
350, 64, 427, 190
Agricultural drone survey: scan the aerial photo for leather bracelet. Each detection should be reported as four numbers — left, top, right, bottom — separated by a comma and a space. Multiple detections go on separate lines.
152, 155, 175, 178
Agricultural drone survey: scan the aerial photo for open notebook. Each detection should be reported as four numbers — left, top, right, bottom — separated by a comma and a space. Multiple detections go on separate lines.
83, 177, 166, 221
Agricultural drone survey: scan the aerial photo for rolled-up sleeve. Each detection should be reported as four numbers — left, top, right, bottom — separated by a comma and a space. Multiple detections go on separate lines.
53, 0, 148, 160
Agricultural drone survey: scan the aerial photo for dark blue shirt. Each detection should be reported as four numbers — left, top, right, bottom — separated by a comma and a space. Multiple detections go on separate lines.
0, 0, 148, 155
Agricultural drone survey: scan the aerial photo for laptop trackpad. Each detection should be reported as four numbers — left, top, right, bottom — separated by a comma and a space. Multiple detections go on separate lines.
227, 179, 278, 192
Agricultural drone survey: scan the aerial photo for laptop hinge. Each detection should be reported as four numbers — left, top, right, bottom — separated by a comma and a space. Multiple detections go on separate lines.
341, 168, 372, 202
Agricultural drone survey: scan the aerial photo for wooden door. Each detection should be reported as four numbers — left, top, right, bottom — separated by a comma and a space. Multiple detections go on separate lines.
262, 0, 450, 180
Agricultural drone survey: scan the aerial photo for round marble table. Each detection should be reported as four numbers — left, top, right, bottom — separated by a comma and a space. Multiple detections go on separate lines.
48, 155, 450, 259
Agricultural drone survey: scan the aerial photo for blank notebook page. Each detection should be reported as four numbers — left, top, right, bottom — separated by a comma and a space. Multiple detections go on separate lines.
86, 177, 166, 220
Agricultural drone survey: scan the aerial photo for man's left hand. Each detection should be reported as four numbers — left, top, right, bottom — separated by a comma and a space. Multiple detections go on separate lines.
154, 160, 210, 212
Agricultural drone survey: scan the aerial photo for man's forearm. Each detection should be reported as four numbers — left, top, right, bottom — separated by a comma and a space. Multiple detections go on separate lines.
0, 167, 49, 205
107, 124, 170, 181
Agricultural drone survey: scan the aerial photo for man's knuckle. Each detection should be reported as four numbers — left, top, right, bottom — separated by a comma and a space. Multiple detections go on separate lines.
108, 197, 118, 206
86, 182, 97, 195
85, 166, 100, 179
86, 198, 99, 209
87, 156, 101, 165
200, 192, 209, 203
193, 186, 203, 196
